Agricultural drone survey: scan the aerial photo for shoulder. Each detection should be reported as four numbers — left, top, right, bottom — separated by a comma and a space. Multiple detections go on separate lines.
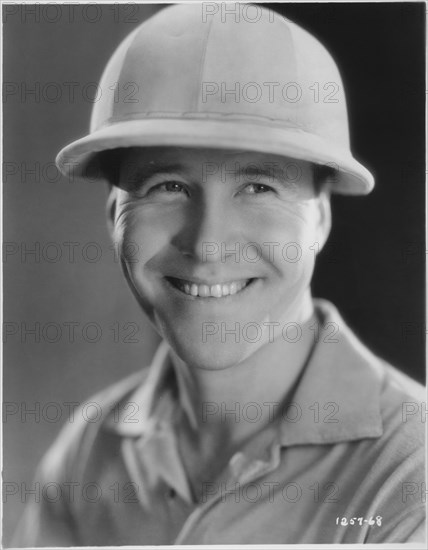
13, 370, 150, 546
319, 300, 425, 540
313, 300, 425, 542
315, 298, 425, 436
38, 369, 149, 482
378, 360, 425, 442
311, 298, 425, 475
366, 362, 426, 543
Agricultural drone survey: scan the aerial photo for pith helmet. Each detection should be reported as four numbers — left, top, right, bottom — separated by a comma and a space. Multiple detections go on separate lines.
56, 4, 374, 195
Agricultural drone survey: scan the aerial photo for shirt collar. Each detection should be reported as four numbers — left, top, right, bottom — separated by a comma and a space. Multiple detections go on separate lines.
106, 299, 383, 445
105, 340, 198, 437
276, 299, 383, 446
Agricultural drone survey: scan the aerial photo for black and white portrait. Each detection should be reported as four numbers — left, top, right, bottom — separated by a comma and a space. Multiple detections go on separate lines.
2, 1, 426, 546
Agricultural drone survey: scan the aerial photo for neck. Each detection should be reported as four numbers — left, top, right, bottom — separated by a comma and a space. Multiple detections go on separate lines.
170, 292, 318, 448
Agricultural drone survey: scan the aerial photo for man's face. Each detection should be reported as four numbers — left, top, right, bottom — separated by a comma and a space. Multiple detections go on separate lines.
109, 147, 330, 370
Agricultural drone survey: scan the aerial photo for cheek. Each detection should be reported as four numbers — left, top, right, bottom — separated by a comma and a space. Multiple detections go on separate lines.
113, 202, 183, 266
245, 204, 319, 272
112, 209, 165, 298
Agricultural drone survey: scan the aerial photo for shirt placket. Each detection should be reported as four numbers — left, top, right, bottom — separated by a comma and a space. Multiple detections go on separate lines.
121, 435, 196, 544
173, 440, 282, 545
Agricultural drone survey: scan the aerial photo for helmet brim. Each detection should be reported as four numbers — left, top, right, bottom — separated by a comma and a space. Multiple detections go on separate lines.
56, 118, 374, 195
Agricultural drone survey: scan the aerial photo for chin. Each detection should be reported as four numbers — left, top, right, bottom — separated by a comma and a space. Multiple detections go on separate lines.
167, 335, 259, 371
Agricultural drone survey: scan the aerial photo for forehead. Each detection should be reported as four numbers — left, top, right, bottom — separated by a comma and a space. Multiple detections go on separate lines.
119, 146, 314, 183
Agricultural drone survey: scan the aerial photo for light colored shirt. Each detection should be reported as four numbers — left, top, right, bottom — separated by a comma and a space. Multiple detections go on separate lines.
13, 299, 426, 545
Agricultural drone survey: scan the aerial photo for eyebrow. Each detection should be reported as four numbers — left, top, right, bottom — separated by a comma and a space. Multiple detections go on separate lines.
235, 166, 298, 187
237, 166, 280, 180
122, 162, 185, 184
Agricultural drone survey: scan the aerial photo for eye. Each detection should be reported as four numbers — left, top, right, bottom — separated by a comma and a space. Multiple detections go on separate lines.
242, 183, 275, 195
148, 181, 188, 195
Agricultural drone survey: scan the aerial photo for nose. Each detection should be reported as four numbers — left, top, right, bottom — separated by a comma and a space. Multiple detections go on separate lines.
172, 196, 239, 263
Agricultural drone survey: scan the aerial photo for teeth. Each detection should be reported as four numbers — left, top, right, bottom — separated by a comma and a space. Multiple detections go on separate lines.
211, 284, 222, 298
199, 284, 210, 298
171, 278, 251, 298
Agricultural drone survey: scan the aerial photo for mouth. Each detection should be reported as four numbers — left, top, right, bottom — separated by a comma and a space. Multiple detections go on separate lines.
165, 277, 257, 298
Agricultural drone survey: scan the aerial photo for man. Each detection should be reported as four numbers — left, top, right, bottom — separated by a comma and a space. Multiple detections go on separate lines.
13, 3, 425, 545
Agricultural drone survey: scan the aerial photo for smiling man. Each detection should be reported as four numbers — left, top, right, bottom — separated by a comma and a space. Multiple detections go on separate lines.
14, 3, 425, 546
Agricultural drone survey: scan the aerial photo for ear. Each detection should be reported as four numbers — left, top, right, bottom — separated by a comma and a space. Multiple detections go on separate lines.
315, 192, 332, 253
105, 185, 117, 238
